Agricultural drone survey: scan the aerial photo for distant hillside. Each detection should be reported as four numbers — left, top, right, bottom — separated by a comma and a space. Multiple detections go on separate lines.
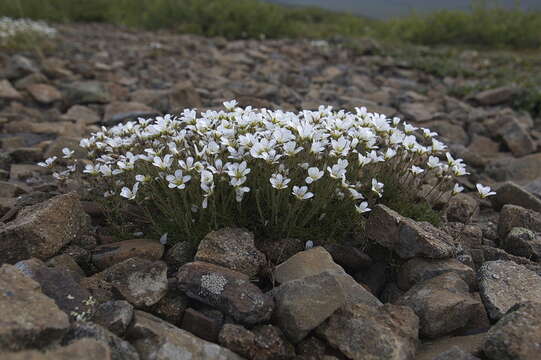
266, 0, 541, 19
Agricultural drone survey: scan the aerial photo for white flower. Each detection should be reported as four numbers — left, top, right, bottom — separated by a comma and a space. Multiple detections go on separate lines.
120, 182, 140, 200
62, 148, 74, 159
422, 128, 438, 138
427, 156, 441, 169
83, 163, 100, 175
410, 165, 424, 175
431, 139, 447, 152
223, 100, 238, 111
38, 156, 57, 168
476, 184, 496, 198
235, 186, 250, 202
371, 178, 384, 198
270, 173, 291, 190
292, 186, 314, 200
355, 201, 371, 214
153, 155, 173, 170
166, 170, 191, 189
305, 167, 324, 184
452, 183, 464, 195
135, 174, 151, 183
159, 233, 168, 245
305, 240, 314, 249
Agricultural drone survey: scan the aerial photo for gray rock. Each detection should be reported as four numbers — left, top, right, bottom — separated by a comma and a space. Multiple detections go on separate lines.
366, 205, 454, 259
316, 303, 419, 360
102, 258, 168, 307
493, 182, 541, 213
272, 271, 346, 343
164, 241, 195, 268
0, 79, 23, 99
478, 260, 541, 320
486, 153, 541, 184
415, 333, 486, 360
195, 228, 266, 277
498, 204, 541, 240
1, 339, 112, 360
46, 254, 86, 282
502, 227, 541, 261
432, 347, 481, 360
323, 243, 372, 272
151, 291, 189, 325
446, 194, 478, 223
102, 101, 159, 125
14, 258, 94, 321
93, 300, 134, 336
0, 264, 69, 351
62, 321, 139, 360
397, 257, 476, 291
484, 302, 541, 360
177, 261, 273, 325
91, 239, 164, 271
127, 310, 243, 360
61, 81, 110, 105
474, 86, 516, 105
0, 192, 90, 264
396, 273, 481, 338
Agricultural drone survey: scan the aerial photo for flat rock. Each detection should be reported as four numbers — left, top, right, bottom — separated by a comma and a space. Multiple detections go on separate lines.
400, 101, 440, 122
493, 182, 541, 213
0, 264, 69, 351
397, 257, 476, 291
432, 347, 481, 360
396, 272, 481, 338
27, 83, 62, 104
101, 258, 168, 307
91, 239, 164, 271
14, 258, 94, 321
272, 271, 345, 343
2, 339, 112, 360
416, 333, 486, 360
61, 80, 110, 105
486, 153, 541, 184
478, 260, 541, 320
46, 254, 86, 282
195, 227, 266, 277
366, 205, 455, 259
102, 101, 158, 125
127, 310, 243, 360
484, 302, 541, 360
177, 261, 273, 325
61, 105, 101, 124
474, 86, 516, 105
0, 192, 90, 264
0, 79, 22, 99
93, 300, 134, 337
502, 227, 541, 261
273, 247, 382, 307
316, 303, 419, 360
497, 204, 541, 239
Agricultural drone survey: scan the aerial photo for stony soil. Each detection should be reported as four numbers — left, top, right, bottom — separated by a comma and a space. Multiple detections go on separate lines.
1, 23, 541, 360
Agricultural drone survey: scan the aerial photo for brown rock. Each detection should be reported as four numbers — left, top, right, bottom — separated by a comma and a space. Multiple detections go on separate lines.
0, 79, 22, 99
0, 192, 90, 264
2, 339, 112, 360
103, 101, 158, 125
493, 182, 541, 213
0, 264, 69, 351
446, 194, 478, 223
416, 334, 486, 360
93, 300, 134, 336
91, 239, 164, 271
46, 254, 86, 282
61, 105, 100, 124
498, 204, 541, 239
397, 257, 476, 291
27, 83, 62, 104
502, 227, 541, 261
474, 86, 516, 106
181, 308, 222, 343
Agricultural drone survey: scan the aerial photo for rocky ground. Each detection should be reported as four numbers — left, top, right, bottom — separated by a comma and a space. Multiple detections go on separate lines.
1, 23, 541, 360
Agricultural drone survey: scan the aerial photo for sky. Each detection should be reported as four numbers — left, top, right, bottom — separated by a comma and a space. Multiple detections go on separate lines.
266, 0, 541, 19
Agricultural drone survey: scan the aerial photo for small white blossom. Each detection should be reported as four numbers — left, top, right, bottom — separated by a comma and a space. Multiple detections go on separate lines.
355, 201, 371, 214
292, 186, 314, 200
476, 184, 496, 198
38, 156, 57, 168
120, 182, 140, 200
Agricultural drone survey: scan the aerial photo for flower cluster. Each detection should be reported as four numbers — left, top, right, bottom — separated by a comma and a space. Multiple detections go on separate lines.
44, 101, 494, 242
0, 17, 57, 47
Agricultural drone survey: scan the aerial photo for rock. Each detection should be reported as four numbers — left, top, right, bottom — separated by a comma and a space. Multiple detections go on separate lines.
177, 261, 273, 325
195, 228, 266, 277
502, 227, 541, 260
91, 239, 164, 271
432, 347, 481, 360
273, 247, 382, 307
467, 135, 500, 156
446, 194, 478, 223
46, 254, 86, 282
93, 300, 134, 336
102, 101, 158, 125
399, 102, 440, 122
2, 339, 112, 360
498, 204, 541, 239
0, 192, 90, 264
397, 257, 476, 291
0, 79, 22, 99
164, 241, 195, 268
219, 324, 295, 360
180, 308, 222, 343
61, 105, 101, 124
354, 261, 388, 296
151, 291, 189, 325
0, 180, 27, 198
62, 321, 140, 360
127, 310, 243, 360
44, 136, 86, 160
26, 83, 62, 104
499, 117, 536, 157
102, 258, 168, 307
8, 147, 44, 164
0, 264, 69, 351
62, 81, 110, 105
478, 260, 541, 320
130, 82, 202, 113
256, 237, 304, 265
272, 271, 346, 343
14, 258, 94, 321
366, 205, 455, 259
486, 153, 541, 184
316, 303, 418, 360
416, 334, 486, 360
396, 272, 481, 338
474, 86, 516, 105
484, 302, 541, 360
425, 121, 469, 146
323, 243, 372, 272
493, 182, 541, 213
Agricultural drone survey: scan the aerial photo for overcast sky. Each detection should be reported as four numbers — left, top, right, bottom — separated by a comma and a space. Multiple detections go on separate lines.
266, 0, 541, 19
